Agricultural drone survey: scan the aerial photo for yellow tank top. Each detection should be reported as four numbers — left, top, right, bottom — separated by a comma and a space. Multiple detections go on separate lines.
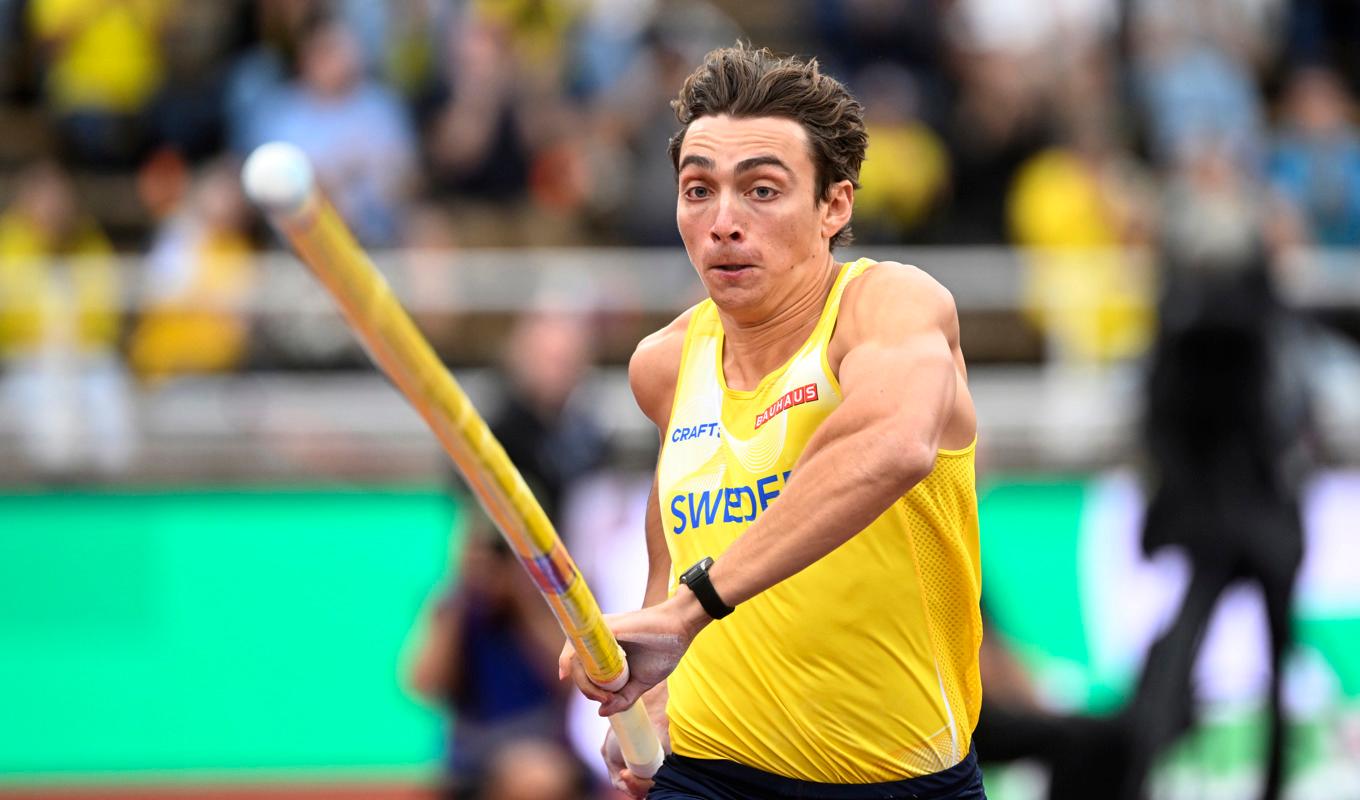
657, 258, 982, 783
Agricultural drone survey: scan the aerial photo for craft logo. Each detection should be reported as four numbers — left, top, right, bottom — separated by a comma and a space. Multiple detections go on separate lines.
671, 422, 721, 443
754, 383, 818, 429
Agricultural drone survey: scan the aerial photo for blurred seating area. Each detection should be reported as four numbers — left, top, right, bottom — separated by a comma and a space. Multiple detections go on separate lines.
0, 0, 1358, 250
1, 0, 1360, 483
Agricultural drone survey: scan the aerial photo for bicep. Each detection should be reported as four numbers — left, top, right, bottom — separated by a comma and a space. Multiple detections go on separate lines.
822, 267, 961, 458
837, 326, 957, 451
802, 307, 958, 482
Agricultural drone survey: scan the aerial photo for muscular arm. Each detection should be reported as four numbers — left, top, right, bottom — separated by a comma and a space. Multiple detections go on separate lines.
707, 265, 972, 607
582, 265, 975, 715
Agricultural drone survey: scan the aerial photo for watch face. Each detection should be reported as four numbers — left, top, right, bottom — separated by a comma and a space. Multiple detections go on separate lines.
682, 558, 710, 585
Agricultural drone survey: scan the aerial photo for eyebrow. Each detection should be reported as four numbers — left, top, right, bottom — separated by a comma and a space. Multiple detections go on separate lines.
735, 156, 792, 176
679, 154, 714, 172
678, 154, 793, 176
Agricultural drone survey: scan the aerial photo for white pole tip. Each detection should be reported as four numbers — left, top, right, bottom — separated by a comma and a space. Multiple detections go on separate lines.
242, 142, 315, 214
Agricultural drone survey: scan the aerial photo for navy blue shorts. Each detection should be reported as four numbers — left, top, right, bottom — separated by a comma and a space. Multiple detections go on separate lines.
647, 748, 986, 799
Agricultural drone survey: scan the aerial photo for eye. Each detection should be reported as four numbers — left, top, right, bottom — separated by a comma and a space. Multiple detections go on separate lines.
684, 185, 711, 200
750, 185, 779, 200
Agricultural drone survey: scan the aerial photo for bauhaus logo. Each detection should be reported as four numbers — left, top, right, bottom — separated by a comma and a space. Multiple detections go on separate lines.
754, 383, 818, 429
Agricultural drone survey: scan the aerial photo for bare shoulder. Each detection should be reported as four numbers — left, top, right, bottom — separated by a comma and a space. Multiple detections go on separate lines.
838, 261, 959, 344
629, 304, 698, 430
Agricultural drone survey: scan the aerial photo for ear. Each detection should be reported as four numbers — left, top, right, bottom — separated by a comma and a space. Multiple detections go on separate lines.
820, 180, 854, 241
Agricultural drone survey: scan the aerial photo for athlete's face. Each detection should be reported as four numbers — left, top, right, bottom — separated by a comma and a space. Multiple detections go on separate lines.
675, 115, 853, 317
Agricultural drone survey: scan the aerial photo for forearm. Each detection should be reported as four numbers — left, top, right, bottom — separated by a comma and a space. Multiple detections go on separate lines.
708, 418, 932, 607
641, 681, 671, 748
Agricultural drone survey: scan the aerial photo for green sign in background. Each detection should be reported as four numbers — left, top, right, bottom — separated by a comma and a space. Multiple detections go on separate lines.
0, 488, 456, 779
1, 478, 1356, 791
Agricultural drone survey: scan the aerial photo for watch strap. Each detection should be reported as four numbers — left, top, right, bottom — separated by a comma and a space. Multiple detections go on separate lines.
680, 557, 735, 620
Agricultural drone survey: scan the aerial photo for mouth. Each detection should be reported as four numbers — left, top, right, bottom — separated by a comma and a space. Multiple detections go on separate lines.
709, 263, 755, 274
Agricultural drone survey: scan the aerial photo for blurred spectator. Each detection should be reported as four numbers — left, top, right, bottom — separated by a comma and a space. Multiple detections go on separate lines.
420, 2, 653, 246
1008, 86, 1158, 362
408, 308, 604, 796
127, 157, 256, 385
471, 0, 581, 82
0, 160, 133, 473
223, 0, 322, 154
27, 0, 177, 167
237, 12, 417, 247
570, 0, 660, 99
851, 63, 950, 244
1269, 66, 1360, 247
420, 11, 532, 207
1131, 0, 1278, 168
407, 513, 584, 799
489, 308, 608, 523
939, 0, 1109, 241
583, 2, 738, 245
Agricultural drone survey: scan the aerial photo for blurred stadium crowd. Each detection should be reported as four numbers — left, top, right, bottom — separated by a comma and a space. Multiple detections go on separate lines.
4, 0, 1360, 249
3, 0, 1360, 477
2, 0, 1359, 344
6, 0, 1360, 241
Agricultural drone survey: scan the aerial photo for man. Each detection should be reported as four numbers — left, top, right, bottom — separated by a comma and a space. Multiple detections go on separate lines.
561, 45, 984, 799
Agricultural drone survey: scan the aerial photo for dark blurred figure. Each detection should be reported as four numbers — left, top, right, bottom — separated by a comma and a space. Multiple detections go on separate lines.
486, 308, 609, 523
811, 0, 944, 75
975, 236, 1313, 800
1286, 0, 1360, 94
408, 513, 587, 799
1132, 241, 1312, 800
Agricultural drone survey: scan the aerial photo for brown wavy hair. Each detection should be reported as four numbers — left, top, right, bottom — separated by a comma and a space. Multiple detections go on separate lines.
668, 44, 867, 249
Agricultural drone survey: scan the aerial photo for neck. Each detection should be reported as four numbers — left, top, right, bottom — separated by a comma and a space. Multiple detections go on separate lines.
717, 255, 841, 391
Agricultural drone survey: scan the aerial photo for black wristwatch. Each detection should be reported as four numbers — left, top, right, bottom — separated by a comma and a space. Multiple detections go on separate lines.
679, 557, 735, 620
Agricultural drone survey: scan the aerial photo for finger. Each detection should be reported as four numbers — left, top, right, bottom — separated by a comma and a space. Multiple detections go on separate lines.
597, 679, 648, 716
619, 768, 654, 798
570, 657, 614, 703
557, 641, 576, 681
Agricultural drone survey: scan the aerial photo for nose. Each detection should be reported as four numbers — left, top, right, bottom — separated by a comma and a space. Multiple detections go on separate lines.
709, 192, 743, 243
